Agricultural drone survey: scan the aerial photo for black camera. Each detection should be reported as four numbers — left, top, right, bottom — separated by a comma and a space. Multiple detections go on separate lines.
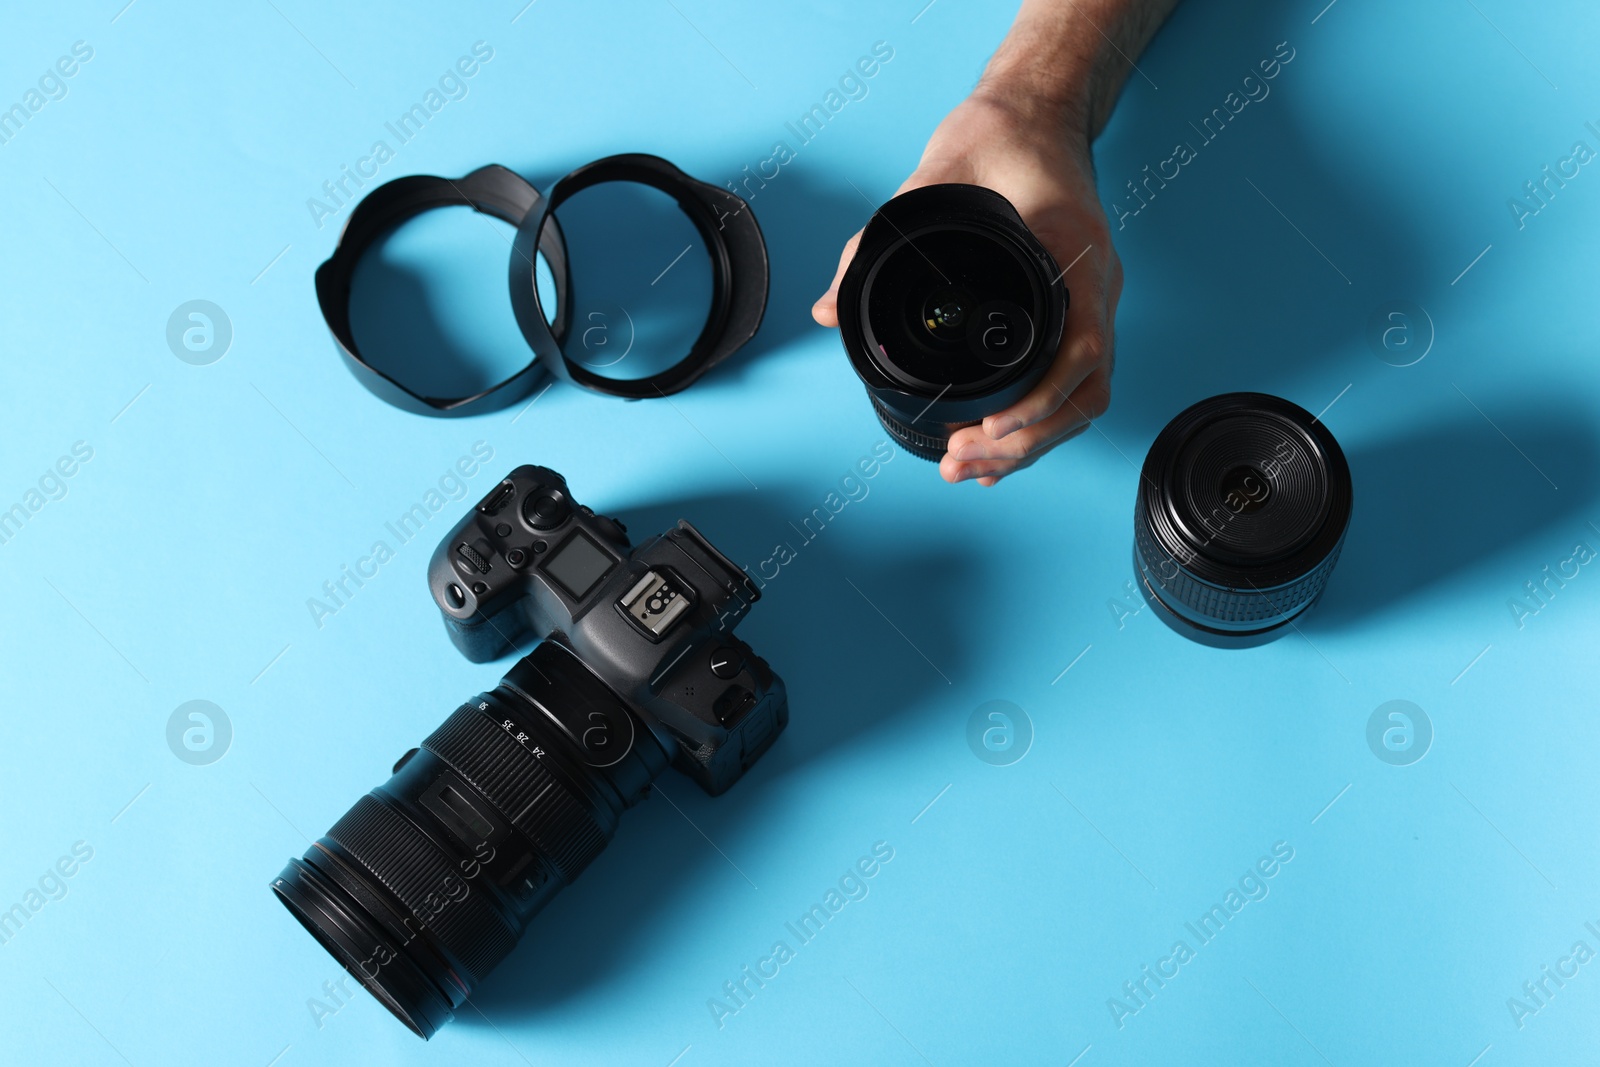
271, 466, 788, 1038
836, 183, 1068, 460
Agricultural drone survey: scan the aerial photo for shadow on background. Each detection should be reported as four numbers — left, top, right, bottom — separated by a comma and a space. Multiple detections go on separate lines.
463, 485, 972, 1020
1310, 401, 1600, 628
440, 0, 1502, 1024
1091, 0, 1446, 437
346, 204, 536, 402
711, 168, 868, 375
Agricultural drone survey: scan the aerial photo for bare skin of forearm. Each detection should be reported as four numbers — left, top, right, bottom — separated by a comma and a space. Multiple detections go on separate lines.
977, 0, 1183, 143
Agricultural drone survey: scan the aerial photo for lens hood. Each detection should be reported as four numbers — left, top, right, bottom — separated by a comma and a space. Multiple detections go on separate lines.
509, 153, 770, 399
315, 155, 768, 416
314, 164, 572, 417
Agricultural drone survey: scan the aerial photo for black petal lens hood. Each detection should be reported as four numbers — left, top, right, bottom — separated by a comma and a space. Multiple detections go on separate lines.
315, 154, 769, 416
508, 153, 770, 399
314, 164, 572, 417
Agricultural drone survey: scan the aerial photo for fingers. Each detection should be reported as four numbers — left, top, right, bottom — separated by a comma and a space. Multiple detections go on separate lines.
940, 363, 1110, 484
811, 229, 863, 328
980, 270, 1109, 441
941, 420, 1094, 485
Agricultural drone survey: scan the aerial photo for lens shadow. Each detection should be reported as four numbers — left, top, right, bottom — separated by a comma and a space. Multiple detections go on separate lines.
460, 485, 973, 1020
1090, 0, 1447, 438
1308, 400, 1600, 627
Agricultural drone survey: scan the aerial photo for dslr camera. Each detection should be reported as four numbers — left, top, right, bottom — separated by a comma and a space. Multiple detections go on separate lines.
272, 465, 788, 1038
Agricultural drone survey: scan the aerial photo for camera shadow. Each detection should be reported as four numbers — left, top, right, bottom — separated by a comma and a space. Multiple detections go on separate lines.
461, 485, 974, 1021
1308, 401, 1600, 627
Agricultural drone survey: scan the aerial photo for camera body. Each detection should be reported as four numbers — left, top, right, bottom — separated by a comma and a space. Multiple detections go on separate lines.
427, 464, 786, 795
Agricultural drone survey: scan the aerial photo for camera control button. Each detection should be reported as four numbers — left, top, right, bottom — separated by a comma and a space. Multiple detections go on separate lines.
456, 541, 492, 574
714, 685, 758, 727
523, 489, 570, 530
709, 647, 742, 679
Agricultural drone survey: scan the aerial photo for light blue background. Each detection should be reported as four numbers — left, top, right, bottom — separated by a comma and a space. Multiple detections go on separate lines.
2, 1, 1598, 1064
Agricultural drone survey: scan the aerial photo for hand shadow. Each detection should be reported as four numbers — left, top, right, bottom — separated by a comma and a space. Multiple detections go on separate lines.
1308, 399, 1600, 628
461, 484, 972, 1023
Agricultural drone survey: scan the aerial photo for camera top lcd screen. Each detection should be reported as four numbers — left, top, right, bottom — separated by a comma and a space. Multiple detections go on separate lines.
543, 531, 615, 601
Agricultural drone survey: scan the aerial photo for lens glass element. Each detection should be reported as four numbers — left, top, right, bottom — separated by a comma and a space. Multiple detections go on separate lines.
862, 225, 1042, 392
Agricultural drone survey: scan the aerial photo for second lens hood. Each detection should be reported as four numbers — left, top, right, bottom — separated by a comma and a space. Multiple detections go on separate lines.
315, 154, 769, 416
510, 153, 770, 400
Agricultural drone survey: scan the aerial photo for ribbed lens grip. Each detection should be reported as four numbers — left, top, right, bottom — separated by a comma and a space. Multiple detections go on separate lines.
1134, 499, 1343, 625
325, 794, 516, 985
870, 393, 974, 462
423, 705, 610, 883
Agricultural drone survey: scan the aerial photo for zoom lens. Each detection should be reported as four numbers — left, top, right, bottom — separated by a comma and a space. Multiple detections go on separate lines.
837, 184, 1067, 461
272, 642, 669, 1038
1133, 392, 1353, 647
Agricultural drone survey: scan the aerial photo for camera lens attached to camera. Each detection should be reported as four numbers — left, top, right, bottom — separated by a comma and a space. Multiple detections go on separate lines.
1132, 392, 1354, 647
272, 466, 788, 1038
836, 184, 1068, 461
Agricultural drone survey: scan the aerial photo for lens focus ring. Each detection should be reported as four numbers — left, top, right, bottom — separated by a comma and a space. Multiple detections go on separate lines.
869, 393, 972, 463
423, 704, 610, 883
325, 794, 516, 985
1134, 497, 1343, 626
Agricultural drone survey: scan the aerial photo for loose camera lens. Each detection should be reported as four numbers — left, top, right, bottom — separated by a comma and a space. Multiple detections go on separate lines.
1132, 392, 1353, 647
838, 185, 1067, 462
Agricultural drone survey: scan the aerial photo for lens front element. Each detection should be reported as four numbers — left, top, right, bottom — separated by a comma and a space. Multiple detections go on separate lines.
837, 185, 1067, 463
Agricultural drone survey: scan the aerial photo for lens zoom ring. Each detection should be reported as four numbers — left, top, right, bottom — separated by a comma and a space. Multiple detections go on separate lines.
325, 794, 515, 985
1135, 504, 1342, 624
423, 706, 609, 883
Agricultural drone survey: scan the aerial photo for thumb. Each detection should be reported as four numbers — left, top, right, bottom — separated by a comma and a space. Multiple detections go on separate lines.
812, 229, 862, 328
